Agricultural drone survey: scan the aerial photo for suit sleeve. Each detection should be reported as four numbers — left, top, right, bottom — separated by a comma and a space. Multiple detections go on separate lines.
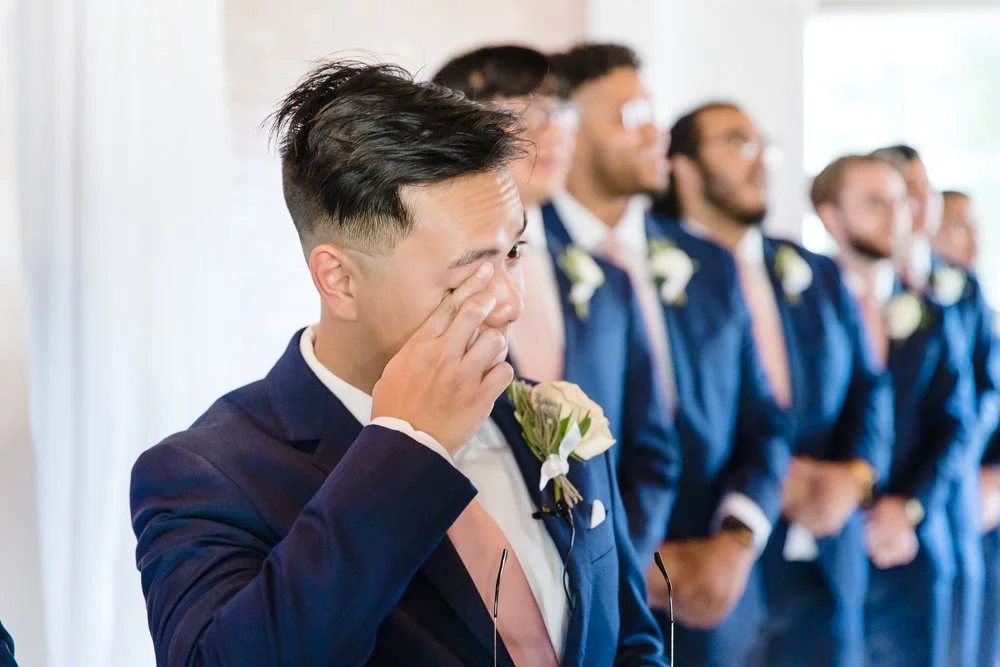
967, 280, 1000, 462
907, 307, 976, 511
827, 259, 894, 480
617, 278, 682, 569
725, 276, 792, 525
605, 453, 669, 666
131, 426, 476, 667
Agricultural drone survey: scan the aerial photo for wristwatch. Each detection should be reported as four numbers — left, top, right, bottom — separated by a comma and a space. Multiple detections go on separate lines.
847, 459, 876, 508
719, 515, 755, 550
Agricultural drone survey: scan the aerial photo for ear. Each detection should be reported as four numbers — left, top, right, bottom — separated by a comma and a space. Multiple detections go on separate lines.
814, 202, 844, 245
309, 243, 361, 321
671, 154, 702, 195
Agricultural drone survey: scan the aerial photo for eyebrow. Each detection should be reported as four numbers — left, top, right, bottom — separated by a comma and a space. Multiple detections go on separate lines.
448, 212, 528, 270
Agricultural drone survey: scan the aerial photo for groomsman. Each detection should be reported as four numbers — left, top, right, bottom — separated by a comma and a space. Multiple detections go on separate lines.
934, 191, 979, 271
432, 45, 681, 567
550, 44, 791, 666
875, 146, 1000, 667
812, 154, 975, 667
130, 59, 668, 666
659, 102, 894, 667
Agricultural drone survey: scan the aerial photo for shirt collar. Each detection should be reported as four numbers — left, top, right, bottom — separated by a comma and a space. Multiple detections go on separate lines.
299, 325, 372, 426
551, 191, 649, 257
683, 218, 765, 266
843, 259, 896, 305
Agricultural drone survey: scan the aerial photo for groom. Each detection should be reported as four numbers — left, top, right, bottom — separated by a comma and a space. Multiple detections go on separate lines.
130, 60, 666, 666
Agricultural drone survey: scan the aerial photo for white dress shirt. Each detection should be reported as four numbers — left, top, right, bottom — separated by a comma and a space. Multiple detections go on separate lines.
551, 194, 772, 553
299, 327, 569, 654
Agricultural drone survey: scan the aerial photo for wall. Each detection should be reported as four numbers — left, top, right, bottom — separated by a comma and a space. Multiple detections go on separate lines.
588, 0, 816, 240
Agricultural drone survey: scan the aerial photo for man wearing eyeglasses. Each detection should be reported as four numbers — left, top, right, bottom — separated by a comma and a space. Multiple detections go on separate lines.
654, 103, 894, 667
812, 154, 975, 667
873, 146, 1000, 667
433, 46, 682, 571
548, 44, 791, 667
130, 59, 669, 667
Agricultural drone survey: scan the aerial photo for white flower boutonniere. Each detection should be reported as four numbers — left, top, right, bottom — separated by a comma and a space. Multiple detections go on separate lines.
507, 379, 617, 508
649, 239, 697, 305
932, 265, 967, 306
558, 247, 605, 319
884, 291, 928, 341
774, 246, 813, 303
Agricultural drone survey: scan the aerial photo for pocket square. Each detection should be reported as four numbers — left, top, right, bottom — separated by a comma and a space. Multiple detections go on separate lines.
590, 499, 607, 529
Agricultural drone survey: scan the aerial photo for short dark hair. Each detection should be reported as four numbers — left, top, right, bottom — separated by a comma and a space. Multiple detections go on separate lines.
942, 189, 969, 201
870, 144, 920, 170
810, 154, 892, 209
551, 43, 640, 95
432, 45, 560, 101
651, 102, 740, 219
266, 59, 522, 255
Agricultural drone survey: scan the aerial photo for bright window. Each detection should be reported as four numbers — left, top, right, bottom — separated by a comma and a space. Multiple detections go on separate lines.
804, 8, 1000, 305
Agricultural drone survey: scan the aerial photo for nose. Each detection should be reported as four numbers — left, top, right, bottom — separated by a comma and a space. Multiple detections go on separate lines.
484, 263, 524, 329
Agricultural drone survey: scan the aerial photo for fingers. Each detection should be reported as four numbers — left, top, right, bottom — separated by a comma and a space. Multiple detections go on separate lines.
462, 327, 507, 374
420, 262, 495, 339
479, 360, 514, 402
440, 292, 497, 358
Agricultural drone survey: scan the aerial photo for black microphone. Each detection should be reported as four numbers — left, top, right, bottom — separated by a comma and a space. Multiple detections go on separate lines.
653, 551, 675, 665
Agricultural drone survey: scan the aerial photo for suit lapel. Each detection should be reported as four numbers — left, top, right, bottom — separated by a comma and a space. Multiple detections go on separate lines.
491, 394, 594, 664
763, 241, 806, 413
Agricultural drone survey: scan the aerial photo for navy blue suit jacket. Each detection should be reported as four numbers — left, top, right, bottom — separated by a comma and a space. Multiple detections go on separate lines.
131, 333, 667, 667
928, 263, 1000, 460
761, 239, 894, 595
631, 216, 792, 543
0, 621, 16, 667
884, 284, 975, 575
520, 203, 682, 566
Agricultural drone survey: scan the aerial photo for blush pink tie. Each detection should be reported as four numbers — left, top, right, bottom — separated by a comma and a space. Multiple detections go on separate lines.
734, 256, 793, 409
447, 499, 560, 666
858, 292, 889, 368
510, 251, 564, 382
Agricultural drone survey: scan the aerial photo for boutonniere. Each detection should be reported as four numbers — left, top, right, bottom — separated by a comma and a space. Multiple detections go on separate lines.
649, 239, 697, 305
558, 246, 605, 319
507, 380, 617, 509
774, 246, 813, 304
884, 291, 930, 341
931, 265, 967, 306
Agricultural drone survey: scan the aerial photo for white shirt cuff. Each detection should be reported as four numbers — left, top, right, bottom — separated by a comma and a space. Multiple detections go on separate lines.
371, 416, 455, 466
712, 492, 772, 556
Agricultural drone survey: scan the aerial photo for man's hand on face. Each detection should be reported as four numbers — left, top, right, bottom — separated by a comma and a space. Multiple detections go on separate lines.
371, 262, 513, 454
648, 535, 755, 629
865, 496, 919, 570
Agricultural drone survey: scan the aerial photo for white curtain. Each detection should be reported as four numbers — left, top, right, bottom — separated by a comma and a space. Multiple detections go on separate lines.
15, 1, 230, 665
1, 1, 46, 665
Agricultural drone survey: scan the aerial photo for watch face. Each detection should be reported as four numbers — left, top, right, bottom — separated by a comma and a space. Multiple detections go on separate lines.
904, 499, 925, 526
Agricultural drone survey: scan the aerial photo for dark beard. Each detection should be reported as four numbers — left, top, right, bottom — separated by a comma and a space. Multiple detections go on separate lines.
699, 161, 767, 226
848, 236, 891, 260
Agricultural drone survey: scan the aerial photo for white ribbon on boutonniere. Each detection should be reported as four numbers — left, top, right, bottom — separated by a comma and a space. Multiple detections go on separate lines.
884, 291, 928, 341
649, 239, 697, 305
558, 246, 605, 319
773, 245, 813, 304
931, 265, 967, 306
507, 379, 617, 508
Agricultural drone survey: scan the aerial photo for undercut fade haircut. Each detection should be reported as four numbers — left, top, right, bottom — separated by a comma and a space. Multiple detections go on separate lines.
550, 43, 640, 95
267, 59, 522, 256
652, 101, 740, 220
432, 45, 562, 102
810, 154, 892, 210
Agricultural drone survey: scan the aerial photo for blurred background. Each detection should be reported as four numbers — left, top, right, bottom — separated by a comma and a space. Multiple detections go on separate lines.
0, 1, 996, 665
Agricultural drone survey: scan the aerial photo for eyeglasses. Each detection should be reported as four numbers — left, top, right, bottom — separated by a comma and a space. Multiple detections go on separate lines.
501, 98, 580, 131
621, 98, 655, 131
653, 551, 675, 666
701, 132, 771, 162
